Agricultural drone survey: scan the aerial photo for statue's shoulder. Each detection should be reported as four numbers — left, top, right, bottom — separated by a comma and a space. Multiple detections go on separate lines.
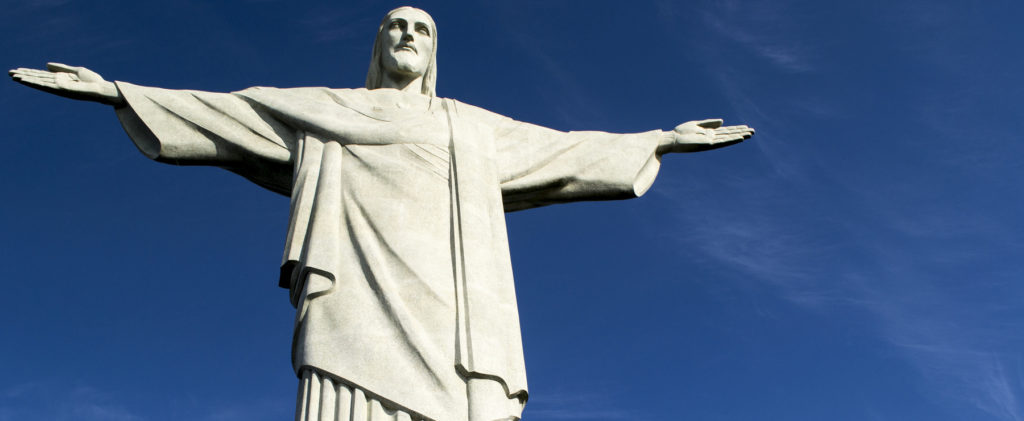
238, 86, 351, 95
235, 86, 371, 104
443, 98, 502, 120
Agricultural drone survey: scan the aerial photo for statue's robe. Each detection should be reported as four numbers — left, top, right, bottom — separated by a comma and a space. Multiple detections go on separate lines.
113, 82, 663, 420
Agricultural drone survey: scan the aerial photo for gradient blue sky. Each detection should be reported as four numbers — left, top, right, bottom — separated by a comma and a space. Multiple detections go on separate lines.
2, 1, 1023, 420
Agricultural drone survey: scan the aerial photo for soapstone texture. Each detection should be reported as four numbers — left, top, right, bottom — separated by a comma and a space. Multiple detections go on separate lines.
8, 6, 753, 421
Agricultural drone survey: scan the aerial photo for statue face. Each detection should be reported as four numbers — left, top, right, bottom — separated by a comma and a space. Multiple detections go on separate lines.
380, 8, 434, 79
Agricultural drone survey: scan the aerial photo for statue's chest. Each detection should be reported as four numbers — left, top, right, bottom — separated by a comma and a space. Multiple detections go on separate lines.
325, 92, 451, 147
346, 110, 450, 147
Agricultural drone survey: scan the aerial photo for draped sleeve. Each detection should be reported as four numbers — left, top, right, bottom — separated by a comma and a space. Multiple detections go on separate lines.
471, 108, 664, 211
113, 82, 297, 195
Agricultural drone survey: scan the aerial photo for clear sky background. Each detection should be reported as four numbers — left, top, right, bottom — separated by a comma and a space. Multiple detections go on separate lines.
2, 1, 1022, 420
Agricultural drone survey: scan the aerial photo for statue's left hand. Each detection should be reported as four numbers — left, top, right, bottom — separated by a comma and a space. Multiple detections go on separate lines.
9, 63, 124, 107
658, 119, 755, 155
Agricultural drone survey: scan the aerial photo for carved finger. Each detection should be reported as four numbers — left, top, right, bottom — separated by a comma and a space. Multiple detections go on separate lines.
15, 76, 59, 90
673, 122, 696, 132
727, 126, 755, 135
696, 118, 724, 129
19, 74, 56, 84
720, 131, 751, 140
719, 128, 753, 138
15, 75, 53, 85
719, 126, 750, 135
46, 62, 81, 73
10, 68, 50, 78
20, 68, 54, 76
18, 73, 57, 83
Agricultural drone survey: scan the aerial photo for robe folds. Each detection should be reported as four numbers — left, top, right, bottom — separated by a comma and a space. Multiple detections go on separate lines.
114, 82, 664, 420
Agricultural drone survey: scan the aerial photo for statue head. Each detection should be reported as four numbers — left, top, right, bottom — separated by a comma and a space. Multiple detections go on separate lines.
365, 6, 437, 96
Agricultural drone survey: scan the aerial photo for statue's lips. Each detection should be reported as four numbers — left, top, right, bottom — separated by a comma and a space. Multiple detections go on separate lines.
394, 45, 417, 54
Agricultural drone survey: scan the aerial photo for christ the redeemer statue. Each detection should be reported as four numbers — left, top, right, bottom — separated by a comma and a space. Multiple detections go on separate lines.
10, 6, 753, 421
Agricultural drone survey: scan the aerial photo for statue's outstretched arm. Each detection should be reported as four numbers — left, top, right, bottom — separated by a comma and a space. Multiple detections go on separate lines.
484, 110, 755, 210
9, 63, 125, 107
658, 118, 755, 155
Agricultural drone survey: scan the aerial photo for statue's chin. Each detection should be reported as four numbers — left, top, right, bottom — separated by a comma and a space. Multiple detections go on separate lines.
383, 56, 426, 79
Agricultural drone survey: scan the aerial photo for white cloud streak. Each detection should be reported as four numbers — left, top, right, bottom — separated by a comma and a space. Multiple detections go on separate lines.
659, 0, 815, 74
0, 381, 289, 421
0, 383, 145, 421
656, 166, 1024, 419
853, 270, 1024, 421
648, 2, 1024, 417
525, 391, 639, 420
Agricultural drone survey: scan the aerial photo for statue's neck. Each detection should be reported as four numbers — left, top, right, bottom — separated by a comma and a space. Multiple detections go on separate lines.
380, 73, 424, 94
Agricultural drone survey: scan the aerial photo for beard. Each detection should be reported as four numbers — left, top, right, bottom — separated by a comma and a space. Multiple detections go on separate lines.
383, 50, 427, 77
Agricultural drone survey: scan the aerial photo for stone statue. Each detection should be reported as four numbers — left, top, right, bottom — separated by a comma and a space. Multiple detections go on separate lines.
9, 6, 753, 421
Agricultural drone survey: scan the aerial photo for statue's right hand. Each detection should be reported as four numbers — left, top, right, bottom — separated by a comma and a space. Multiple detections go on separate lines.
9, 63, 124, 106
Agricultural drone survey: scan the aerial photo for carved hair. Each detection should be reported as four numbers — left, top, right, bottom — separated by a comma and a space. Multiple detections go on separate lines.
365, 6, 437, 97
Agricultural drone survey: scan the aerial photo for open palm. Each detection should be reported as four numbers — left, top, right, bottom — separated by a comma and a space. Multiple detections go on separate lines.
9, 63, 123, 106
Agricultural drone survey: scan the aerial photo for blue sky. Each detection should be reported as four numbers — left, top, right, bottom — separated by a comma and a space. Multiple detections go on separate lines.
2, 0, 1022, 420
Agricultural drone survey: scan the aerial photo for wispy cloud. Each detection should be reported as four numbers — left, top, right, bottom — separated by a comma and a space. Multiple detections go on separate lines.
901, 347, 1021, 421
1, 381, 42, 399
656, 0, 831, 181
296, 9, 377, 43
0, 383, 145, 421
68, 386, 144, 421
701, 16, 811, 74
658, 0, 814, 74
838, 155, 1024, 419
20, 0, 71, 8
525, 391, 638, 420
646, 5, 1024, 417
511, 44, 606, 128
526, 408, 633, 419
651, 158, 838, 299
197, 397, 293, 421
1, 0, 135, 53
846, 264, 1024, 421
477, 2, 612, 129
0, 380, 293, 421
653, 93, 1024, 419
658, 188, 1024, 419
